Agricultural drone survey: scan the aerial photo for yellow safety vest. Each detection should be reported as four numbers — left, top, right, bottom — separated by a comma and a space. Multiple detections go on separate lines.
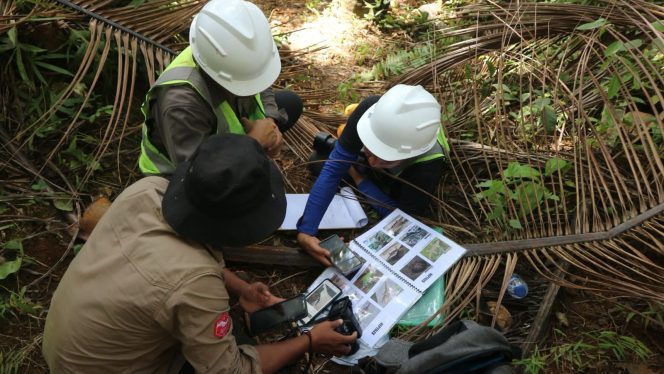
138, 47, 266, 175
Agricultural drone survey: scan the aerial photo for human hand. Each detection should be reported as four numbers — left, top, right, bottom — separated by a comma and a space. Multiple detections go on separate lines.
239, 282, 284, 313
309, 319, 358, 356
297, 232, 332, 267
242, 117, 283, 158
348, 166, 364, 185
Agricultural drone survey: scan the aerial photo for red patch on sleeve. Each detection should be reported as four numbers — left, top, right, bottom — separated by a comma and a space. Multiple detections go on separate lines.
214, 312, 231, 339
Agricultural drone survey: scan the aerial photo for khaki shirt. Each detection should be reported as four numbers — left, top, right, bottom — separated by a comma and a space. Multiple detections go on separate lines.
43, 177, 261, 373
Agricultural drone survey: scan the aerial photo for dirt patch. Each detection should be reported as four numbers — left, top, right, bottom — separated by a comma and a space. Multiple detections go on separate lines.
540, 288, 664, 373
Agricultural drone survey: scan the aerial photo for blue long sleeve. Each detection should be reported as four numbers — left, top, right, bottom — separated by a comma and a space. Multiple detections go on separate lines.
297, 142, 357, 235
356, 179, 397, 217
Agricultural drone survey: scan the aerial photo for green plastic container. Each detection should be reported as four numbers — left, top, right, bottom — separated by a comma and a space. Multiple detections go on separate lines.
398, 226, 446, 327
397, 276, 445, 327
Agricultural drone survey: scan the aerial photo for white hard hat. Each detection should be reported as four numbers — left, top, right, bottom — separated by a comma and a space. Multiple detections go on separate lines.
357, 85, 441, 161
189, 0, 281, 96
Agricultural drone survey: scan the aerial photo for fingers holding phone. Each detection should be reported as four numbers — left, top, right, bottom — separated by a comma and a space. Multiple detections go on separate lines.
297, 232, 332, 267
249, 295, 307, 336
318, 234, 364, 276
240, 282, 285, 313
309, 319, 358, 356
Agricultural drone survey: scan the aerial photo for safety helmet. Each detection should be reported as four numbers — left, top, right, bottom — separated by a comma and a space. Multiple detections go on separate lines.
189, 0, 281, 96
357, 84, 441, 161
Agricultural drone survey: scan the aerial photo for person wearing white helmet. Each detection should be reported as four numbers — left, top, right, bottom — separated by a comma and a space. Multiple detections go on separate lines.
138, 0, 302, 176
297, 85, 450, 266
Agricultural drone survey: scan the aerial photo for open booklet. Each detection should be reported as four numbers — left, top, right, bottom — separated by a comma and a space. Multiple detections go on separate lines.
279, 187, 368, 230
306, 209, 467, 347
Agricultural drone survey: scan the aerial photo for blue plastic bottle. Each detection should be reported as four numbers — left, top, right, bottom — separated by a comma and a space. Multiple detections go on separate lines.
507, 274, 528, 299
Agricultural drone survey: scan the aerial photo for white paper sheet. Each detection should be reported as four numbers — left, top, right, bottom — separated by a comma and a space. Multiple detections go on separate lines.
279, 187, 368, 230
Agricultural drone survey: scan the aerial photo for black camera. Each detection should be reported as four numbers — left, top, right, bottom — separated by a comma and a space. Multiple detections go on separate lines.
311, 131, 368, 167
327, 296, 362, 355
313, 131, 337, 154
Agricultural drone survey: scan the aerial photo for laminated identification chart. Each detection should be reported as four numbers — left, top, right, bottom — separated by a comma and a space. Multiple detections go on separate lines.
307, 209, 466, 347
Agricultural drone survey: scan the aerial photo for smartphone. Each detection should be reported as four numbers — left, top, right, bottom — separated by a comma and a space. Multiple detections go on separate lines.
320, 234, 364, 276
300, 279, 342, 325
249, 294, 307, 336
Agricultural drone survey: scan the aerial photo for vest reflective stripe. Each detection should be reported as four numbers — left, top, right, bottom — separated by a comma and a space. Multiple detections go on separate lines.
139, 125, 174, 175
139, 47, 265, 175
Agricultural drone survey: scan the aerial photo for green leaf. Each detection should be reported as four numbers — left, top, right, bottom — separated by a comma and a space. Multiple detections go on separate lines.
542, 105, 557, 135
31, 179, 48, 191
18, 43, 46, 53
54, 198, 73, 212
544, 190, 560, 201
7, 27, 17, 46
624, 111, 656, 125
607, 76, 622, 99
576, 18, 607, 31
514, 182, 546, 217
31, 59, 47, 85
35, 53, 69, 59
15, 48, 29, 82
508, 219, 523, 229
624, 39, 643, 50
604, 41, 624, 57
0, 43, 14, 53
0, 257, 22, 280
492, 83, 512, 93
486, 203, 505, 222
652, 20, 664, 33
4, 239, 23, 252
532, 97, 551, 108
503, 162, 540, 180
520, 93, 531, 102
34, 61, 73, 76
545, 157, 569, 176
565, 180, 576, 188
464, 64, 472, 80
475, 180, 506, 201
476, 180, 498, 188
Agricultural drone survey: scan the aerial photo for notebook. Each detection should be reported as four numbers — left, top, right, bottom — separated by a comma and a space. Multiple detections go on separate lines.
306, 209, 467, 347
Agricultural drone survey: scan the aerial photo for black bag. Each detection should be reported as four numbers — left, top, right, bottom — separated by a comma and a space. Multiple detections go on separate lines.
361, 320, 520, 374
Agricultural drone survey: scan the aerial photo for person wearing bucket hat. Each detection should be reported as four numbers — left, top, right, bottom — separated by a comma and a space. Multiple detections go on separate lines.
43, 134, 356, 373
297, 85, 450, 265
138, 0, 303, 177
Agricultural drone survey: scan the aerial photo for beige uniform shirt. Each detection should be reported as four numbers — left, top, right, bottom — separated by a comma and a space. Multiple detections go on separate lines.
43, 177, 261, 373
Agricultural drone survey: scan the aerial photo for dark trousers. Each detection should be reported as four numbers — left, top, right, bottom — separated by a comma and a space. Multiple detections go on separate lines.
274, 90, 303, 133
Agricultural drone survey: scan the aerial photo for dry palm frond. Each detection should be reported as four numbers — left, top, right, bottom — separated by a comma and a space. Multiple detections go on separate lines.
380, 0, 664, 336
8, 0, 202, 188
2, 0, 663, 351
1, 0, 308, 190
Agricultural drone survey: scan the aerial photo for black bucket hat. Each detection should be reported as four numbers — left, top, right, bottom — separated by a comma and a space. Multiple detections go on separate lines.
162, 133, 286, 247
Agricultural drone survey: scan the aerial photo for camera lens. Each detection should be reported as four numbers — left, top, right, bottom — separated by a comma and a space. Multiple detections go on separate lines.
313, 132, 337, 154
